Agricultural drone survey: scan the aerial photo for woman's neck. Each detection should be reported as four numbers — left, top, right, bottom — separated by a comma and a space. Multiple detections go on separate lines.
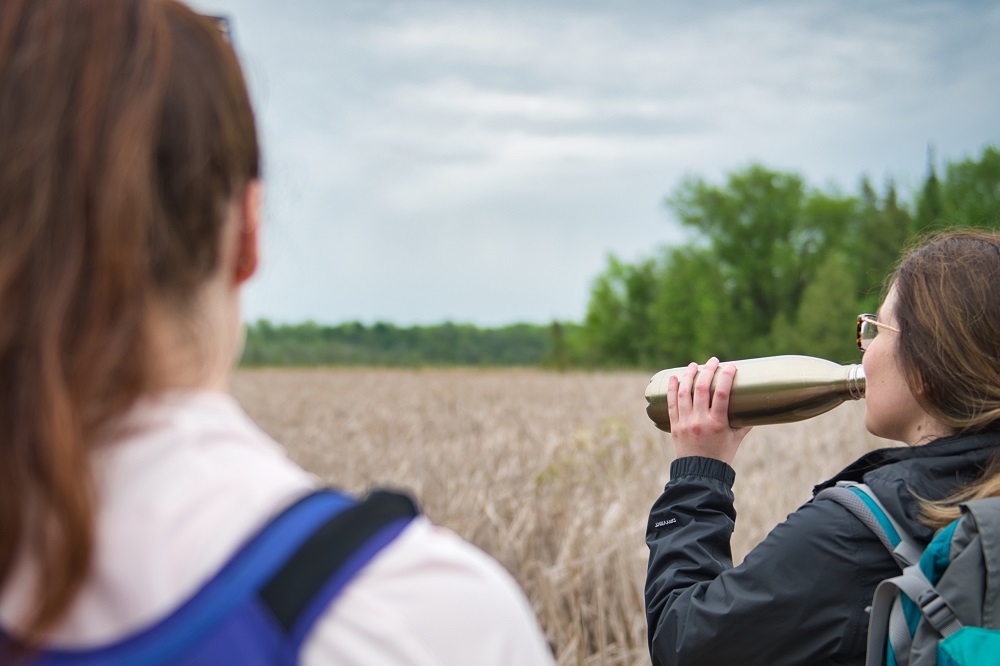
146, 282, 242, 392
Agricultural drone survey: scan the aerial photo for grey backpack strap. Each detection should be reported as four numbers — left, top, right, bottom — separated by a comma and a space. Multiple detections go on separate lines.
887, 596, 912, 666
895, 564, 963, 637
816, 481, 919, 666
816, 482, 923, 567
866, 577, 898, 666
866, 561, 965, 666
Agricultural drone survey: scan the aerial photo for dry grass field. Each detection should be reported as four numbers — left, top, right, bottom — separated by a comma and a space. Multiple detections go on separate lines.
230, 367, 892, 666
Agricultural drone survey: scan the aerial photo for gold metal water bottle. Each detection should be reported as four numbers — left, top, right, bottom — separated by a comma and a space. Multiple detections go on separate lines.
645, 355, 866, 433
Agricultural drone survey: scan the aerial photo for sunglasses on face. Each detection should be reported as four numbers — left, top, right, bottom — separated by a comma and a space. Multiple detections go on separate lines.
856, 314, 900, 352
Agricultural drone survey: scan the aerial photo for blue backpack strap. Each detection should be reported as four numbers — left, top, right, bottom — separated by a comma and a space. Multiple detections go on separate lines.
260, 489, 419, 652
6, 488, 418, 666
816, 481, 923, 568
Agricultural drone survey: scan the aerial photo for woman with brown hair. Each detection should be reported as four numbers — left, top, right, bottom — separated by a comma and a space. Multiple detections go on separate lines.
0, 1, 553, 663
645, 230, 1000, 665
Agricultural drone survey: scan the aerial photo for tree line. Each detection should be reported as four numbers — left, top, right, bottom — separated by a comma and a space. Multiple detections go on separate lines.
240, 319, 580, 368
241, 145, 999, 370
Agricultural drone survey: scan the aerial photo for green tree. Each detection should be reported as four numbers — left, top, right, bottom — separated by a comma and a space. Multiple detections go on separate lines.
914, 150, 945, 234
843, 177, 910, 308
582, 255, 659, 366
669, 166, 805, 339
666, 165, 852, 357
543, 321, 570, 370
941, 145, 1000, 228
771, 253, 861, 363
649, 246, 736, 367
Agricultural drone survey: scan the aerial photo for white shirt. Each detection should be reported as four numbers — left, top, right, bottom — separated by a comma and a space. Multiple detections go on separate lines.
0, 391, 554, 665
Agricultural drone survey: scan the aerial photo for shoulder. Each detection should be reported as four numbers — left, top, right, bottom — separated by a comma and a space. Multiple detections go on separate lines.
738, 494, 901, 658
777, 491, 894, 562
1, 391, 319, 646
731, 494, 897, 595
302, 516, 554, 666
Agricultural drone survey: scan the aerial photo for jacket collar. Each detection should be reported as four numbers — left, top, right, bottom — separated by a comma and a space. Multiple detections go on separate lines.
812, 430, 1000, 496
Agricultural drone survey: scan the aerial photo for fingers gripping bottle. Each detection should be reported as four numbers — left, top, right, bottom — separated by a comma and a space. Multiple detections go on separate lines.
645, 355, 866, 433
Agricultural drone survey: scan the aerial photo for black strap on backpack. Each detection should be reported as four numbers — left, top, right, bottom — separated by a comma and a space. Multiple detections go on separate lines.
259, 489, 420, 632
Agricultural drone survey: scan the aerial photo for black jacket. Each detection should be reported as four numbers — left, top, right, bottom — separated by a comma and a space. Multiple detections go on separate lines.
644, 432, 1000, 666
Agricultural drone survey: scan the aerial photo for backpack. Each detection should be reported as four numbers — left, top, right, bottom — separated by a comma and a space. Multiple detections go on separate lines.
818, 482, 1000, 666
0, 488, 419, 665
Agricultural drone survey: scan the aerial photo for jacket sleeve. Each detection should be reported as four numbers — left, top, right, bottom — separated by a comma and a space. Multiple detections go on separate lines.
645, 456, 900, 666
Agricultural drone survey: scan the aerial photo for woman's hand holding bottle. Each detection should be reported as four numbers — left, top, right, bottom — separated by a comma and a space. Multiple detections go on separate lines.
666, 357, 753, 465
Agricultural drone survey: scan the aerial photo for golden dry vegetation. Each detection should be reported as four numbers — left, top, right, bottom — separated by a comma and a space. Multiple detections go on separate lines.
231, 367, 891, 666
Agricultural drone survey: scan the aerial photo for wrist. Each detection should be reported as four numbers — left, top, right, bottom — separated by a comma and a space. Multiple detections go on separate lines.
669, 456, 736, 486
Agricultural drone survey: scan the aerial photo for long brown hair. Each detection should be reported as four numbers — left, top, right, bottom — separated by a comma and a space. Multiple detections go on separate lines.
889, 230, 1000, 526
0, 0, 259, 644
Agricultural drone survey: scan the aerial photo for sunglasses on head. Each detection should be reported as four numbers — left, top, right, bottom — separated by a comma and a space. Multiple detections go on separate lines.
205, 14, 231, 42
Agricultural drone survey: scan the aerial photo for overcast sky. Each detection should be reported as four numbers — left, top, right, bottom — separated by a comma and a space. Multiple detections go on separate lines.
188, 0, 1000, 327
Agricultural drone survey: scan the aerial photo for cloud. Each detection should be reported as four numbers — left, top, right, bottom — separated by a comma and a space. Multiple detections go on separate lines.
189, 0, 1000, 325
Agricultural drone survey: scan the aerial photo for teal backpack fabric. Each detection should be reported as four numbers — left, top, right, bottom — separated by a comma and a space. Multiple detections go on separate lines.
818, 483, 1000, 666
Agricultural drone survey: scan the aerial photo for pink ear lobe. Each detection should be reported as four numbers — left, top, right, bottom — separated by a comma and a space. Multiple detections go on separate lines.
234, 181, 261, 284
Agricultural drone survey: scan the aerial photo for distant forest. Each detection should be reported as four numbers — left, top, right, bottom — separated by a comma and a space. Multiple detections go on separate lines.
241, 145, 1000, 370
241, 320, 576, 368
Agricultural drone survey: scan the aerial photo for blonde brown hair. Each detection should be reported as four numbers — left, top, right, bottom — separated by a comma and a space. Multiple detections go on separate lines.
889, 230, 1000, 526
0, 0, 258, 644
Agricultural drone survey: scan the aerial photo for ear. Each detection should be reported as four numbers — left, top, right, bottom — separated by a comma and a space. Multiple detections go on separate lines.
234, 179, 261, 285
